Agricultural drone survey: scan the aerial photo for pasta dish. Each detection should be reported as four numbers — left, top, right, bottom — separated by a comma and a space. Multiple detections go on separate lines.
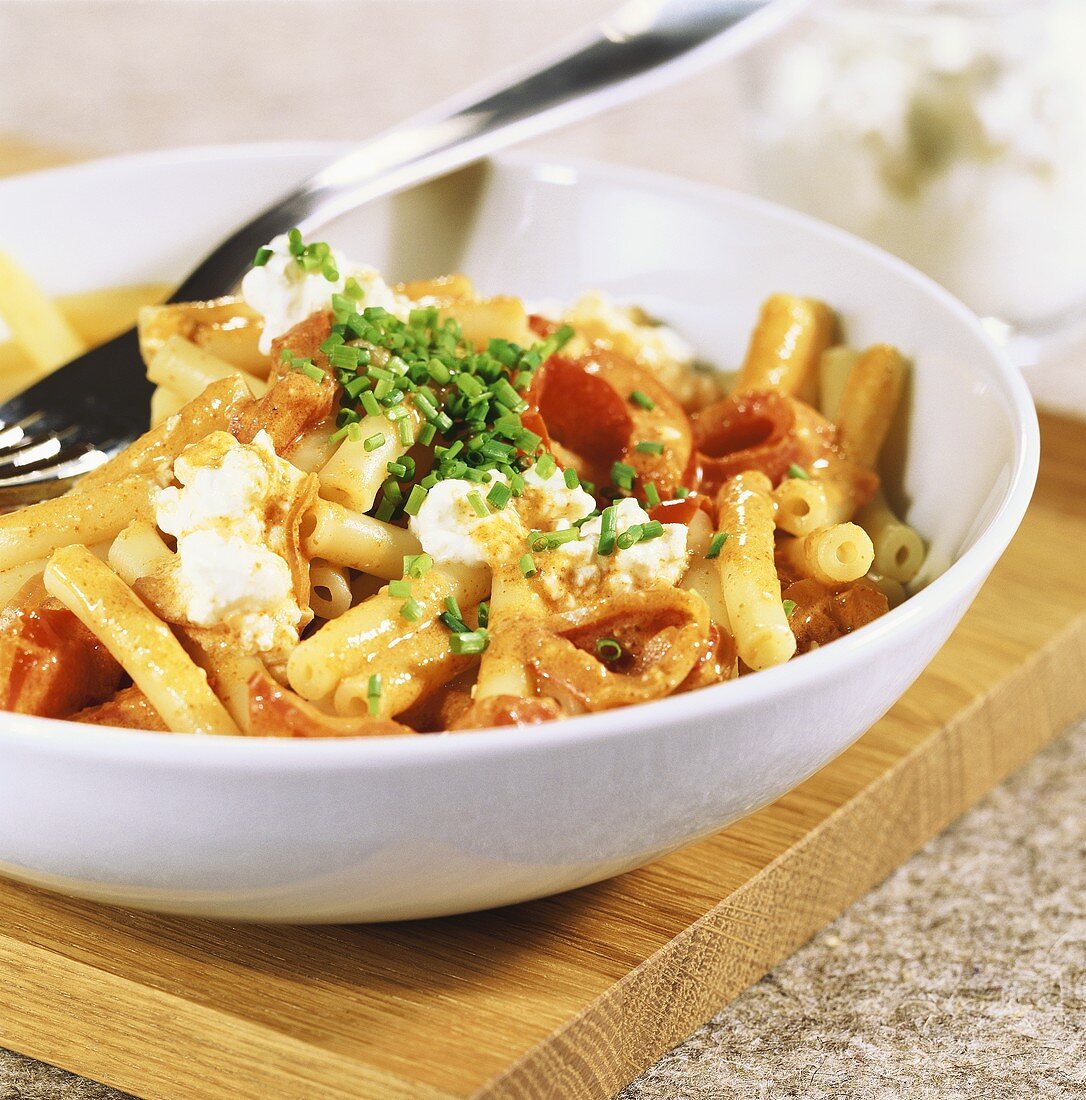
0, 235, 926, 736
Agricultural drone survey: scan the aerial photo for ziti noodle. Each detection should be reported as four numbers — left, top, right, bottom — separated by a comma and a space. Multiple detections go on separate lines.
0, 234, 926, 736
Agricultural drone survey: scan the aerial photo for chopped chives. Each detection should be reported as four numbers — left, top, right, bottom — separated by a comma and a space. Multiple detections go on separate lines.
400, 597, 423, 622
387, 460, 408, 478
611, 462, 636, 493
404, 484, 429, 516
616, 524, 643, 550
252, 246, 273, 267
366, 673, 381, 717
397, 418, 414, 447
297, 362, 326, 383
635, 440, 664, 455
535, 452, 557, 480
476, 600, 489, 628
346, 423, 362, 443
639, 520, 664, 541
787, 463, 810, 481
418, 423, 437, 446
486, 482, 512, 510
527, 531, 551, 553
596, 637, 623, 662
403, 553, 433, 578
466, 490, 488, 518
450, 630, 489, 656
520, 554, 537, 577
563, 467, 580, 490
363, 432, 386, 452
388, 579, 412, 598
374, 498, 396, 522
783, 599, 798, 618
360, 391, 382, 417
630, 390, 655, 411
705, 531, 729, 559
644, 482, 661, 508
675, 486, 690, 499
597, 506, 618, 556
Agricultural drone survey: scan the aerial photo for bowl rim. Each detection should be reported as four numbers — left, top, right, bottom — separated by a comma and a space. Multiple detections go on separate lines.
0, 141, 1040, 768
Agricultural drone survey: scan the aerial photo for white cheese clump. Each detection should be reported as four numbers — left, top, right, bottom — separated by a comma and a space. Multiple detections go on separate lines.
409, 469, 688, 604
547, 496, 688, 599
241, 234, 414, 354
155, 430, 309, 657
408, 468, 594, 569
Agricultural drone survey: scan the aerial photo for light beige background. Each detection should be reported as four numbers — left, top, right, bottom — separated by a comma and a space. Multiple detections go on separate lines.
0, 2, 1082, 1098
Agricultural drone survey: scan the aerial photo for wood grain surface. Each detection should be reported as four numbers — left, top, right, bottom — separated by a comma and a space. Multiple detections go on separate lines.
0, 413, 1079, 1100
0, 148, 1084, 1100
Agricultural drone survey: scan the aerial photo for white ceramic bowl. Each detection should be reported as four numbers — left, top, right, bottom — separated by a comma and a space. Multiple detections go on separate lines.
0, 145, 1038, 922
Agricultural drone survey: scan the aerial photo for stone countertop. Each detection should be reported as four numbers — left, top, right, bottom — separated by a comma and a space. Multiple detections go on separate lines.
0, 2, 1083, 1096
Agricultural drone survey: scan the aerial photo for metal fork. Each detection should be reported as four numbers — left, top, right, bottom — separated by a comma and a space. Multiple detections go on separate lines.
0, 0, 796, 505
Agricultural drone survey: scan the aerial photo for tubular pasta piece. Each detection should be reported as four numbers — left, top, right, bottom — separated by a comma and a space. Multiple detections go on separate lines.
318, 409, 419, 514
777, 523, 875, 586
334, 621, 477, 719
303, 499, 421, 579
287, 564, 488, 702
309, 560, 353, 620
249, 672, 412, 738
0, 477, 155, 572
835, 344, 907, 469
818, 346, 860, 421
474, 569, 547, 702
733, 294, 837, 403
138, 296, 265, 374
442, 296, 535, 351
146, 334, 266, 402
0, 251, 84, 372
715, 471, 796, 671
44, 545, 239, 735
79, 374, 253, 493
150, 385, 185, 427
856, 491, 926, 583
0, 558, 47, 609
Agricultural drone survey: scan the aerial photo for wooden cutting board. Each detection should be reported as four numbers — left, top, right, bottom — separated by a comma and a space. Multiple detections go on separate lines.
1, 147, 1085, 1100
0, 412, 1078, 1099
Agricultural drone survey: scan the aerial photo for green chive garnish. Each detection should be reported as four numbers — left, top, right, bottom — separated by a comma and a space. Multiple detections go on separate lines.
363, 432, 386, 452
616, 524, 643, 550
400, 597, 423, 622
630, 390, 655, 410
596, 637, 623, 662
520, 554, 537, 577
403, 553, 433, 578
476, 600, 489, 628
467, 490, 488, 518
388, 579, 412, 598
367, 673, 381, 717
486, 482, 512, 510
598, 506, 618, 556
252, 246, 273, 267
635, 440, 664, 455
644, 482, 661, 508
404, 484, 428, 516
705, 532, 729, 559
787, 464, 810, 480
563, 467, 580, 490
783, 599, 798, 617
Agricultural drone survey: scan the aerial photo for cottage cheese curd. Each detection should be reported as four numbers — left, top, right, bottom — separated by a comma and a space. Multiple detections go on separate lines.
409, 469, 688, 604
241, 234, 414, 353
155, 430, 311, 656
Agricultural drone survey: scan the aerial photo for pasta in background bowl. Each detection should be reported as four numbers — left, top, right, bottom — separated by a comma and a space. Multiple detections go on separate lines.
0, 146, 1037, 921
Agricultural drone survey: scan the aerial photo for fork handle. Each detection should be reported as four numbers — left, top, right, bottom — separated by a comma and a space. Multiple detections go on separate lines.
170, 0, 800, 303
